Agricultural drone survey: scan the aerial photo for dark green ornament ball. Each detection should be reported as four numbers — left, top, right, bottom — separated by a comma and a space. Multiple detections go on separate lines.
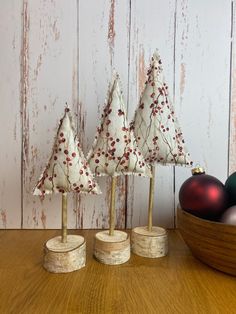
225, 172, 236, 205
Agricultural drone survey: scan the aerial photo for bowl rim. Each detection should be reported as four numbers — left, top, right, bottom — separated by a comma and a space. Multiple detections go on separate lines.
177, 205, 236, 231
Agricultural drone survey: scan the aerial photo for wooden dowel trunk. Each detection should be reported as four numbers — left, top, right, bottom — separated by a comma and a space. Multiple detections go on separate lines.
43, 194, 86, 273
131, 166, 168, 258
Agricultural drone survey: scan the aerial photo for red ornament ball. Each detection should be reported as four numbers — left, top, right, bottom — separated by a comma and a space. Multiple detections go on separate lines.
220, 206, 236, 225
179, 167, 228, 219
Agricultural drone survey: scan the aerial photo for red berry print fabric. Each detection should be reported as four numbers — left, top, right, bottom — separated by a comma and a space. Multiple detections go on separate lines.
131, 51, 192, 166
87, 75, 152, 177
33, 108, 101, 196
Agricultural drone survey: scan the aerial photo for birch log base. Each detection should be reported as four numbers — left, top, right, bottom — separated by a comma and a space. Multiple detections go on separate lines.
43, 235, 86, 273
94, 230, 130, 265
131, 226, 168, 258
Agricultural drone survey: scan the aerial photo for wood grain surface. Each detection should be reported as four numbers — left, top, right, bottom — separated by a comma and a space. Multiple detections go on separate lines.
0, 229, 236, 314
0, 0, 234, 228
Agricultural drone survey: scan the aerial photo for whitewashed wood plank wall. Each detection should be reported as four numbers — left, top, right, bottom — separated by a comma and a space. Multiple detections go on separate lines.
0, 0, 234, 229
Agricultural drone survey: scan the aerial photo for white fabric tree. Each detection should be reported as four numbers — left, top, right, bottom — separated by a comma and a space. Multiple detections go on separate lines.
131, 51, 192, 235
131, 51, 192, 166
88, 74, 151, 178
34, 108, 101, 196
34, 107, 101, 243
88, 74, 151, 237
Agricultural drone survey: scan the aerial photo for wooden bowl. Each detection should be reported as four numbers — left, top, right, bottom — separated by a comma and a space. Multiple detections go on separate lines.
177, 206, 236, 276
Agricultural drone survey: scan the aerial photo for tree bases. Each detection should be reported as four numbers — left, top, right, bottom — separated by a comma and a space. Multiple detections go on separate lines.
43, 235, 86, 273
131, 226, 168, 258
94, 230, 130, 265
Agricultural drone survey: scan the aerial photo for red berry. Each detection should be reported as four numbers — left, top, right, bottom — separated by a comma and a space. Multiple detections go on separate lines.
66, 157, 71, 162
139, 103, 144, 109
72, 152, 76, 157
60, 132, 64, 137
54, 156, 57, 161
79, 170, 83, 174
64, 150, 69, 154
95, 159, 99, 164
118, 109, 124, 116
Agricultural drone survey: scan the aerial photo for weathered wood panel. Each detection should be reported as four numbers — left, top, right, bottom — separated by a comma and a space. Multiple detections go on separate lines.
0, 0, 234, 229
174, 0, 231, 219
229, 0, 236, 175
77, 0, 130, 229
22, 0, 78, 228
127, 0, 176, 229
0, 1, 22, 228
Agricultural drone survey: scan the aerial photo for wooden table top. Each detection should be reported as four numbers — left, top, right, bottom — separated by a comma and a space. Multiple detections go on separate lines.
0, 229, 236, 314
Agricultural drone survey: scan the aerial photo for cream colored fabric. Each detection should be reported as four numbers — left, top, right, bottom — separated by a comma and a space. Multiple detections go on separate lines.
33, 109, 101, 196
88, 75, 152, 177
132, 51, 192, 166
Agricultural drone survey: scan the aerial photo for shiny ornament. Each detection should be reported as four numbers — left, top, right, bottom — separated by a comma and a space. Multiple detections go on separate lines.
220, 205, 236, 225
225, 172, 236, 205
179, 167, 228, 219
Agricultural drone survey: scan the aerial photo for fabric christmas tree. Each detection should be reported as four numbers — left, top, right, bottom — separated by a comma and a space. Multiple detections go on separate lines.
87, 74, 151, 178
131, 51, 192, 167
130, 51, 192, 237
34, 107, 101, 196
88, 74, 151, 240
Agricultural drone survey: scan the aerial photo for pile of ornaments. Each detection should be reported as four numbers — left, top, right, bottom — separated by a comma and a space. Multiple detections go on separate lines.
179, 167, 236, 225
